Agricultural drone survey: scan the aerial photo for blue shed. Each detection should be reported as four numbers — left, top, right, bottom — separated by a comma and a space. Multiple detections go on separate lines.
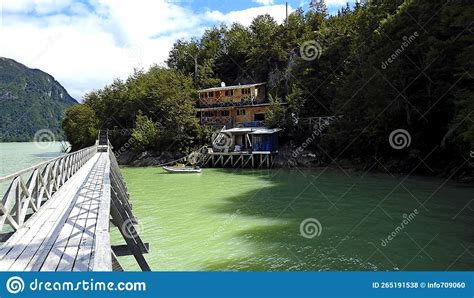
250, 128, 281, 152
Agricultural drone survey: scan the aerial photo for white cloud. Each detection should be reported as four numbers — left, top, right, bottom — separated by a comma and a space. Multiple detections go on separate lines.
326, 0, 349, 5
206, 4, 291, 27
0, 0, 289, 101
252, 0, 275, 5
2, 0, 74, 14
309, 0, 348, 5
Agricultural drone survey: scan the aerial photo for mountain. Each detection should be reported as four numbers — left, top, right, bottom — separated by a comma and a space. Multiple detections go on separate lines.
0, 57, 78, 142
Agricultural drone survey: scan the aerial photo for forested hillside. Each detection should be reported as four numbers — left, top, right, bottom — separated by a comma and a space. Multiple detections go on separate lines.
0, 57, 77, 142
167, 0, 473, 175
64, 0, 473, 177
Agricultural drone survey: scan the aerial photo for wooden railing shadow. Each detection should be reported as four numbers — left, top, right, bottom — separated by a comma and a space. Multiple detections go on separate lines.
0, 131, 150, 271
0, 145, 98, 238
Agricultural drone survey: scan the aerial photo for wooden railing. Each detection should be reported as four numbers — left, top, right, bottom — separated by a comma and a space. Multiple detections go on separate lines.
299, 115, 343, 128
0, 145, 98, 236
108, 142, 150, 271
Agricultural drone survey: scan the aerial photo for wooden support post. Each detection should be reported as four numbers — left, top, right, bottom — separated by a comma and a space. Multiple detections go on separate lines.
223, 155, 232, 167
109, 150, 151, 272
243, 155, 251, 168
110, 181, 150, 271
235, 155, 243, 168
0, 145, 97, 236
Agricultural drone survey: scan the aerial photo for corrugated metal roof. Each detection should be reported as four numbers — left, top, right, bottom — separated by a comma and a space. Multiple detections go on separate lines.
198, 83, 267, 93
221, 127, 282, 134
249, 128, 282, 135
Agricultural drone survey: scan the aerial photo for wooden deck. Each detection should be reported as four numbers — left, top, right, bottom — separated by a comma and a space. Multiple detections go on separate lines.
0, 153, 110, 271
200, 151, 277, 168
0, 131, 149, 271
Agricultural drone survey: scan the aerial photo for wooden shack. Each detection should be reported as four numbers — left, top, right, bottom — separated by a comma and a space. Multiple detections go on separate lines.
197, 83, 269, 128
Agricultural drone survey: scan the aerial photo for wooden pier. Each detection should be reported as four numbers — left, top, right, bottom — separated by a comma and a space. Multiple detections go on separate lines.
0, 131, 150, 271
199, 152, 277, 168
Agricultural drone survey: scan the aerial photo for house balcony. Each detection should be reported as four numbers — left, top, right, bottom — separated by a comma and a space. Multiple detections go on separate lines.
240, 121, 265, 128
198, 98, 269, 109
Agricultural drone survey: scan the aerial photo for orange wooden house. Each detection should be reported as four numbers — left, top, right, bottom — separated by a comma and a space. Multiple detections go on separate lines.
197, 83, 270, 128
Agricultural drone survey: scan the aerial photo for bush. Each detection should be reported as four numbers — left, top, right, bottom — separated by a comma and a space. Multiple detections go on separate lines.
131, 113, 159, 152
62, 104, 99, 150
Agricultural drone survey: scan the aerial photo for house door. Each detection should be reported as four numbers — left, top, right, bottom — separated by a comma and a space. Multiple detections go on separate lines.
254, 113, 265, 121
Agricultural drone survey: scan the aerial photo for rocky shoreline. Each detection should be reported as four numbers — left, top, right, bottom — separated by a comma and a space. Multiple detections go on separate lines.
115, 145, 474, 183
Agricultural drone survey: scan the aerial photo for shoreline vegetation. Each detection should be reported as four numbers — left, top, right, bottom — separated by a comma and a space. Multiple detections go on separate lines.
62, 1, 473, 182
114, 145, 474, 183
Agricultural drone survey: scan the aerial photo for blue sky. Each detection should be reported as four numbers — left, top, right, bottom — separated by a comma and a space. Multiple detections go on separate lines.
1, 0, 356, 100
183, 0, 355, 15
19, 0, 355, 17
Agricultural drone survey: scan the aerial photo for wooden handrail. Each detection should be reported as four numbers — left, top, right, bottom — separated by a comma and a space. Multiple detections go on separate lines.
0, 146, 97, 183
108, 147, 150, 271
0, 144, 98, 234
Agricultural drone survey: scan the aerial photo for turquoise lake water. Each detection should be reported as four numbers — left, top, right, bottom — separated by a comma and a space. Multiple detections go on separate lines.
0, 142, 66, 193
112, 167, 474, 271
0, 143, 472, 271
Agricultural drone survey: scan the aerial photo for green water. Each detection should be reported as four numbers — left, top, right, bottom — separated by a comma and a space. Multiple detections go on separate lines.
113, 167, 474, 271
0, 142, 66, 193
0, 142, 65, 177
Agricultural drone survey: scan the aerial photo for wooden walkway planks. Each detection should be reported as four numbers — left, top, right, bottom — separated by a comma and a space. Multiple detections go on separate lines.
0, 132, 150, 272
0, 153, 112, 271
90, 155, 112, 271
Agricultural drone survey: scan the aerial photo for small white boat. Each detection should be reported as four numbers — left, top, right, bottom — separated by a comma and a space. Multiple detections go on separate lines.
163, 166, 202, 174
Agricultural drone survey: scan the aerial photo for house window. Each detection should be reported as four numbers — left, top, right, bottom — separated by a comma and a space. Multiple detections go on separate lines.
208, 91, 214, 98
237, 109, 246, 116
225, 89, 234, 96
254, 113, 265, 121
221, 110, 230, 117
242, 88, 251, 95
204, 111, 216, 117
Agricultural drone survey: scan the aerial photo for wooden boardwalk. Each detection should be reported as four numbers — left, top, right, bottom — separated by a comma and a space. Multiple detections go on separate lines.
0, 132, 149, 271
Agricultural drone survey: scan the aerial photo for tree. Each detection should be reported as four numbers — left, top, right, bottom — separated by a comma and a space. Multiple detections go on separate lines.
69, 0, 472, 177
131, 112, 159, 152
62, 104, 99, 150
80, 66, 202, 154
265, 94, 286, 128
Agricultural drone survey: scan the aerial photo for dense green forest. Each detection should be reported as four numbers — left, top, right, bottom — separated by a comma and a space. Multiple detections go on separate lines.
64, 67, 207, 152
0, 57, 77, 142
64, 0, 473, 176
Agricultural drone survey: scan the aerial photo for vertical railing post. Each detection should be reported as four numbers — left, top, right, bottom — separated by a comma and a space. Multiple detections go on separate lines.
0, 143, 99, 239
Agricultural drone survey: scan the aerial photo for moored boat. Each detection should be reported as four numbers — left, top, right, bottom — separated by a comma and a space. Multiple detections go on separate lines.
163, 166, 202, 173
